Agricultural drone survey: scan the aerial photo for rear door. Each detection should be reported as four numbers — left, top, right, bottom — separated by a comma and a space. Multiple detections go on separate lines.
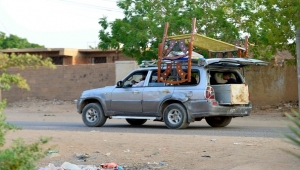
142, 70, 174, 116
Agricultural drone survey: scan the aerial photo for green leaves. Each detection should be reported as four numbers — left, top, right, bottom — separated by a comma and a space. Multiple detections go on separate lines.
283, 110, 300, 159
99, 0, 299, 62
0, 53, 55, 169
0, 31, 44, 50
0, 53, 55, 91
0, 137, 51, 170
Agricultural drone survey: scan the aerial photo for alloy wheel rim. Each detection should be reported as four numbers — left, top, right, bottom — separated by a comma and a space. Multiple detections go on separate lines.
86, 108, 98, 122
167, 109, 182, 125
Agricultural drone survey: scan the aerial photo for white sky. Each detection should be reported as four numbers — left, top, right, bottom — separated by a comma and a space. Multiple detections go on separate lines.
0, 0, 124, 49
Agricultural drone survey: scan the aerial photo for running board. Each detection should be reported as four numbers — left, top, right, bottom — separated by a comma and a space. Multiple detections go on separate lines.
110, 116, 159, 120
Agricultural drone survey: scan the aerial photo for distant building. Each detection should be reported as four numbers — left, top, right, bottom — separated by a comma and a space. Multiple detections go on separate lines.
0, 48, 135, 65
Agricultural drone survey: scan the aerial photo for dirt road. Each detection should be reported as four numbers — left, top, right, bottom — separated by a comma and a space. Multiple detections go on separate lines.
3, 99, 300, 170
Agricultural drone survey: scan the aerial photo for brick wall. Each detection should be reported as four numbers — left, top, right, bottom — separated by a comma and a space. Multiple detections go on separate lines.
2, 64, 116, 103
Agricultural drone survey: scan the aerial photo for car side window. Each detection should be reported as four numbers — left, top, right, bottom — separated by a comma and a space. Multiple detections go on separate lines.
123, 71, 148, 87
147, 71, 165, 87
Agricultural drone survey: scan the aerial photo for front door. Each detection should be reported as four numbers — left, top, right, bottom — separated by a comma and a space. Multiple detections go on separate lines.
111, 87, 144, 115
110, 70, 149, 115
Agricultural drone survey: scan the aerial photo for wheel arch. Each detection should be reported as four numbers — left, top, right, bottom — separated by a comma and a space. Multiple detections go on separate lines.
159, 99, 185, 117
79, 98, 106, 114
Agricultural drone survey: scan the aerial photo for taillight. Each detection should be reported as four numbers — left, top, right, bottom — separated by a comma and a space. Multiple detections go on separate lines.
206, 86, 215, 99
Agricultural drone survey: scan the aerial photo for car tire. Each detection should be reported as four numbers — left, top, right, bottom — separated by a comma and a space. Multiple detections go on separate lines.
126, 119, 147, 126
82, 103, 107, 127
205, 116, 232, 127
163, 103, 190, 129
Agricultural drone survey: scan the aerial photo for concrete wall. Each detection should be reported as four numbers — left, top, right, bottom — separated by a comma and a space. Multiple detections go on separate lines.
244, 61, 298, 106
115, 61, 139, 82
2, 64, 116, 103
2, 61, 298, 107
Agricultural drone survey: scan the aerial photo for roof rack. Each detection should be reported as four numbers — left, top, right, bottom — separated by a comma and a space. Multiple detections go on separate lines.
139, 57, 207, 68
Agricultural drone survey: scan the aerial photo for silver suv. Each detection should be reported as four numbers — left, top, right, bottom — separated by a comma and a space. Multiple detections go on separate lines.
76, 58, 267, 129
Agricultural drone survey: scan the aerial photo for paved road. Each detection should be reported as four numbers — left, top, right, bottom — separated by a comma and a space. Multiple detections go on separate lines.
7, 116, 293, 138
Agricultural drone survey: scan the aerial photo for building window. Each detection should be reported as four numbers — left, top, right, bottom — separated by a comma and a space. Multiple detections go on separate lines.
92, 57, 106, 64
50, 56, 63, 65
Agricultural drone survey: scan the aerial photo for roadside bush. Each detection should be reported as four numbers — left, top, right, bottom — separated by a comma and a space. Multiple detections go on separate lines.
283, 110, 300, 158
0, 100, 52, 170
0, 53, 55, 169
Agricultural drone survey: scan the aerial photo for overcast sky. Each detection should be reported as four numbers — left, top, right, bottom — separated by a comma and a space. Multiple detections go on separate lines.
0, 0, 124, 49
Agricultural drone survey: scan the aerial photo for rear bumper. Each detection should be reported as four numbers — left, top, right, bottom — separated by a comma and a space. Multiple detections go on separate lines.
186, 102, 252, 120
208, 104, 252, 117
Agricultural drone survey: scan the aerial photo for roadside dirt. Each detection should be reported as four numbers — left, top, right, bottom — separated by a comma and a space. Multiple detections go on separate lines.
3, 98, 300, 170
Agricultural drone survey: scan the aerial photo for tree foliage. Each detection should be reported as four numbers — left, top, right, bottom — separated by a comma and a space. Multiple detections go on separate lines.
0, 31, 44, 49
0, 53, 55, 90
0, 53, 55, 169
98, 0, 300, 62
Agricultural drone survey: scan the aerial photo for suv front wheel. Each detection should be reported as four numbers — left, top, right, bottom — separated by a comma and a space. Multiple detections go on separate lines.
82, 103, 107, 127
163, 103, 190, 129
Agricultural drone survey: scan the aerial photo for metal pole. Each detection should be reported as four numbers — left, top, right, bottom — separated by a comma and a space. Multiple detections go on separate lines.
296, 27, 300, 112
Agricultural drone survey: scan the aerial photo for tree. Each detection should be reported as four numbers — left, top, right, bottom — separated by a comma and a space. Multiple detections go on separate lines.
0, 53, 55, 169
218, 0, 300, 60
98, 0, 300, 62
0, 31, 44, 49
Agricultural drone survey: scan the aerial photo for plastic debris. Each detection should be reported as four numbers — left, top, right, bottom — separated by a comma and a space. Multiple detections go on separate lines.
100, 162, 118, 169
61, 162, 82, 170
48, 150, 59, 154
75, 153, 90, 159
123, 149, 130, 152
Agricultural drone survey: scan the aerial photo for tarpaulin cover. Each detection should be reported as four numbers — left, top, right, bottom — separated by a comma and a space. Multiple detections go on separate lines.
168, 34, 245, 52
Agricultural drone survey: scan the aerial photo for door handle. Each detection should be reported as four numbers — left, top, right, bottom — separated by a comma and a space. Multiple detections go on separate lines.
132, 91, 140, 94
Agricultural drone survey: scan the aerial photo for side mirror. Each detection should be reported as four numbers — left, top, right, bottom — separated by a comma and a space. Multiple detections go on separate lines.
117, 81, 123, 87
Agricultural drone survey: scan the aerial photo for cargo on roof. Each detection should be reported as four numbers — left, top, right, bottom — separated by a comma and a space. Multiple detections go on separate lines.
168, 34, 246, 52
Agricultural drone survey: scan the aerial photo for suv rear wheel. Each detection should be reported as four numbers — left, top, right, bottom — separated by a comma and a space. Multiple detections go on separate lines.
126, 119, 147, 126
205, 116, 232, 127
82, 103, 107, 127
163, 103, 190, 129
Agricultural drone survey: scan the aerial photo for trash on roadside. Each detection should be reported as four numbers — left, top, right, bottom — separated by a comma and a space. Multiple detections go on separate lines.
100, 162, 119, 169
201, 155, 211, 158
75, 153, 90, 159
48, 150, 59, 154
61, 162, 81, 170
39, 162, 99, 170
123, 149, 130, 152
234, 142, 242, 145
152, 151, 159, 155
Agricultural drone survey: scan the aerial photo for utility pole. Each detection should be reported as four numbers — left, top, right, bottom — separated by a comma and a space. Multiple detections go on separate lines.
297, 27, 300, 112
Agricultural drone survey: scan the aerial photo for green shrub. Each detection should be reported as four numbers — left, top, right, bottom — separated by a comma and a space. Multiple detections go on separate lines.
0, 100, 52, 170
283, 110, 300, 158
